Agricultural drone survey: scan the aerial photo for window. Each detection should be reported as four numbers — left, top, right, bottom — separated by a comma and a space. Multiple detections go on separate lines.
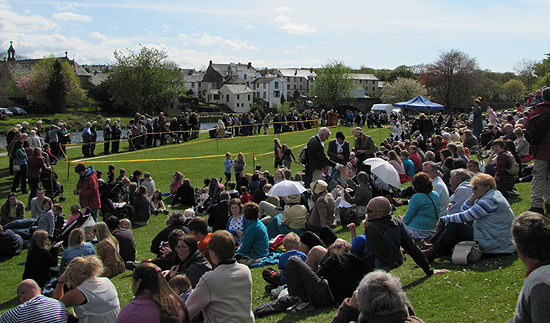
244, 75, 247, 80
274, 91, 280, 98
287, 84, 290, 89
294, 84, 296, 89
237, 94, 240, 100
263, 83, 266, 89
263, 92, 266, 99
226, 95, 229, 102
214, 94, 220, 100
248, 94, 250, 101
275, 82, 279, 89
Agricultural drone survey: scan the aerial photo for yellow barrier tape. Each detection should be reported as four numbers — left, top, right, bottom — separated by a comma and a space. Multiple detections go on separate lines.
70, 152, 255, 164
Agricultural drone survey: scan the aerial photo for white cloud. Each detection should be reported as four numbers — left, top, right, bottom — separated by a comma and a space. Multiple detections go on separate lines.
273, 15, 317, 35
53, 12, 93, 22
196, 32, 257, 51
0, 8, 57, 33
89, 31, 107, 40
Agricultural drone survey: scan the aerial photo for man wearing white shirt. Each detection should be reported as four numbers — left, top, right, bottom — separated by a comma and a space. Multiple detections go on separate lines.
423, 161, 449, 217
447, 169, 473, 215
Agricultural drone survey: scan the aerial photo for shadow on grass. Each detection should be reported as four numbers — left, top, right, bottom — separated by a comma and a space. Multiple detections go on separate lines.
402, 275, 430, 291
506, 196, 523, 205
275, 305, 338, 323
430, 253, 518, 272
0, 297, 19, 312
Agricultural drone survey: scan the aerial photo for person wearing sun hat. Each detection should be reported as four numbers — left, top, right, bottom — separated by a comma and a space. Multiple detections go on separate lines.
307, 180, 335, 233
351, 127, 376, 163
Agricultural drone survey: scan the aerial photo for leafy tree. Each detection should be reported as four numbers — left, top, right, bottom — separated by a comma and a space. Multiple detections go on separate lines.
419, 49, 478, 112
532, 56, 550, 91
502, 79, 526, 102
386, 65, 417, 82
106, 46, 185, 114
311, 60, 354, 109
15, 57, 86, 112
381, 77, 428, 104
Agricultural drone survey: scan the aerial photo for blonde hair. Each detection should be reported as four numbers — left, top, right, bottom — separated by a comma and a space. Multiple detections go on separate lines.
120, 218, 132, 229
65, 256, 104, 288
471, 173, 497, 190
93, 222, 119, 248
283, 232, 300, 250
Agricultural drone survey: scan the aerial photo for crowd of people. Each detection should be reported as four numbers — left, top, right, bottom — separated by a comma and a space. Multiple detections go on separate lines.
1, 89, 550, 322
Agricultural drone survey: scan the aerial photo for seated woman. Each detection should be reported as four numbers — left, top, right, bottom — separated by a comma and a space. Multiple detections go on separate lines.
388, 150, 409, 183
150, 189, 168, 215
266, 193, 308, 239
134, 186, 151, 226
169, 171, 184, 195
236, 202, 269, 262
491, 139, 517, 193
150, 211, 190, 256
168, 233, 211, 288
186, 230, 255, 322
60, 228, 96, 273
37, 197, 55, 237
423, 173, 515, 262
402, 173, 440, 240
0, 192, 25, 226
93, 222, 125, 278
172, 179, 196, 207
226, 198, 245, 245
54, 256, 120, 323
514, 127, 530, 159
118, 262, 189, 323
343, 171, 372, 220
22, 230, 62, 287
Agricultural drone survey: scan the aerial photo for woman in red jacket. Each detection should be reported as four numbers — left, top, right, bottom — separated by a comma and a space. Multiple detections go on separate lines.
74, 163, 101, 221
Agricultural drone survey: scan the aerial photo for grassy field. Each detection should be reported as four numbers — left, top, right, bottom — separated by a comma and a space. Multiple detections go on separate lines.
0, 125, 530, 322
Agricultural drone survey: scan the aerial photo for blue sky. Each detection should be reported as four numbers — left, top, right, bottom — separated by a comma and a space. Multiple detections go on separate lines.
1, 0, 548, 72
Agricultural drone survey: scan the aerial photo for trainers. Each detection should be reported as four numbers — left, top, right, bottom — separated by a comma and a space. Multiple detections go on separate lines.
286, 301, 311, 313
270, 285, 285, 298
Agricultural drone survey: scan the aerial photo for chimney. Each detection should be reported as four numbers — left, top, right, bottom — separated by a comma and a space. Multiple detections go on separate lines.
294, 69, 297, 76
65, 51, 68, 58
209, 60, 212, 66
310, 67, 313, 73
247, 62, 251, 69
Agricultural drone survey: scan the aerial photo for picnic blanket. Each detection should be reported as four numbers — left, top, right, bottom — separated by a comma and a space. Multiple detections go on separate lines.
249, 250, 283, 268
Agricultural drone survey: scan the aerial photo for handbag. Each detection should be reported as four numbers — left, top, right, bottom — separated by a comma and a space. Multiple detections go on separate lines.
452, 241, 482, 265
13, 164, 20, 172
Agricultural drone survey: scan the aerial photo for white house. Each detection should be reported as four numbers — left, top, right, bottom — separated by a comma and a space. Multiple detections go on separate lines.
252, 76, 287, 109
275, 68, 316, 99
207, 84, 253, 113
182, 70, 204, 97
349, 73, 381, 98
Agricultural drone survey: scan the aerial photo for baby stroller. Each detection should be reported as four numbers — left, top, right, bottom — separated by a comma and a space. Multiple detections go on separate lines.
40, 169, 65, 202
99, 181, 135, 221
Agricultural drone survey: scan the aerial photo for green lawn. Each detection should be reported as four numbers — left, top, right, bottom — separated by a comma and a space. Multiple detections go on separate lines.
0, 125, 530, 322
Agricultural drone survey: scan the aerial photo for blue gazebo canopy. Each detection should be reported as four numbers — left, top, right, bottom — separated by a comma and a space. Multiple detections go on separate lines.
393, 96, 445, 110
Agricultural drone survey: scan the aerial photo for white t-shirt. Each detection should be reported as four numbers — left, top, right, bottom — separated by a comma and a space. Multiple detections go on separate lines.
75, 277, 120, 323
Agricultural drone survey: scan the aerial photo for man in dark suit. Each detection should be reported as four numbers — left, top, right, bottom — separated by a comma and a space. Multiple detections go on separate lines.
304, 128, 343, 186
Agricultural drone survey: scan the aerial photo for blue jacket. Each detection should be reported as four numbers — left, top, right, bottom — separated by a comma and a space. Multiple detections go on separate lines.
236, 219, 269, 259
402, 157, 415, 178
441, 189, 515, 254
402, 191, 440, 231
15, 148, 27, 165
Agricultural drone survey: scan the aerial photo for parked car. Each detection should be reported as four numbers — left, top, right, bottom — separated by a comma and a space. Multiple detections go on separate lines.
7, 106, 26, 115
0, 107, 14, 117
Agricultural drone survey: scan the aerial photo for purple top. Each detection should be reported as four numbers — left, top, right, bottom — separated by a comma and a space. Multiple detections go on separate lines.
116, 297, 160, 323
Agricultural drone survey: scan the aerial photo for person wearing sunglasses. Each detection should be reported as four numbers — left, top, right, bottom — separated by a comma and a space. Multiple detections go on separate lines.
423, 173, 515, 262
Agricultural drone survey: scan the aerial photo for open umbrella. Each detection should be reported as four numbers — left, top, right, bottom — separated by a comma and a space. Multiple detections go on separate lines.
363, 157, 401, 188
267, 180, 307, 197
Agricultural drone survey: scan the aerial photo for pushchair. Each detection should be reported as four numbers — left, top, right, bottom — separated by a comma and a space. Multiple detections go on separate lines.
40, 169, 65, 202
99, 181, 135, 221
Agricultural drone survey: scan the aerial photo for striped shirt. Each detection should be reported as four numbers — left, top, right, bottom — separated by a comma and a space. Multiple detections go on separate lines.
441, 197, 498, 224
0, 295, 68, 323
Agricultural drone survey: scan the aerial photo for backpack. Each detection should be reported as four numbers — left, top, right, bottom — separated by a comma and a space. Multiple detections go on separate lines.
505, 151, 520, 177
525, 112, 550, 145
298, 145, 308, 165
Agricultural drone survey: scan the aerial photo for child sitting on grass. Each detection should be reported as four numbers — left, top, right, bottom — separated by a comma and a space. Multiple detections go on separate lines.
263, 233, 307, 294
116, 168, 126, 182
169, 274, 193, 301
